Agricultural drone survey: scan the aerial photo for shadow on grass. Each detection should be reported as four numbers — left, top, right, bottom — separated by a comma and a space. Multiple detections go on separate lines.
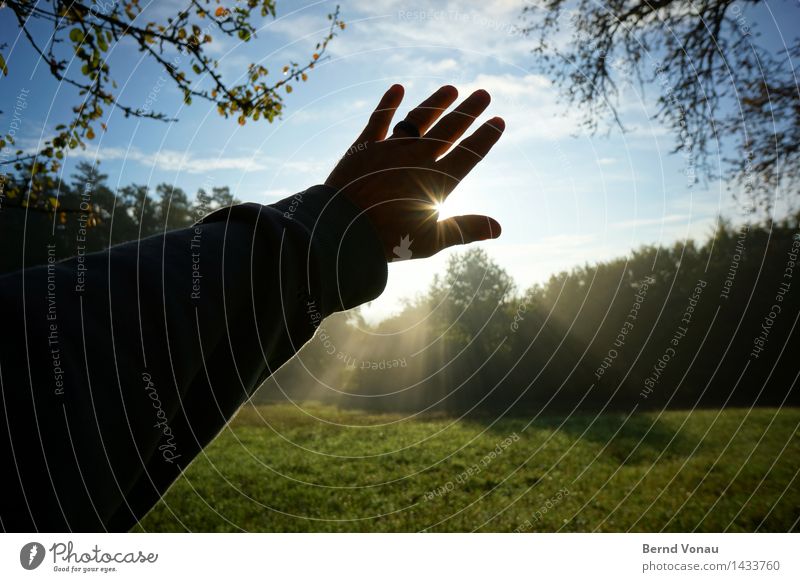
467, 408, 696, 466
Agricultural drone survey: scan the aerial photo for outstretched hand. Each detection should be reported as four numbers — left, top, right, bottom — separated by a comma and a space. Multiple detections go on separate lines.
325, 84, 504, 261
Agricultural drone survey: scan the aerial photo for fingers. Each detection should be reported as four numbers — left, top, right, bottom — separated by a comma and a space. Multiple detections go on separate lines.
389, 85, 458, 139
356, 84, 405, 143
437, 117, 505, 185
434, 214, 502, 253
422, 90, 492, 157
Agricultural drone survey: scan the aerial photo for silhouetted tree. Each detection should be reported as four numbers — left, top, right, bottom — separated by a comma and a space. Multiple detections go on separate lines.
520, 0, 799, 211
0, 161, 241, 274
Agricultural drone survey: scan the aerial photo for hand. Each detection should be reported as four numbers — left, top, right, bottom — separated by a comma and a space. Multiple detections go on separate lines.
325, 84, 504, 261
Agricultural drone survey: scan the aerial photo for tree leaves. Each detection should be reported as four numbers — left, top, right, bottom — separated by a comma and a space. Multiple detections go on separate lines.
3, 1, 345, 179
520, 0, 798, 211
69, 28, 85, 43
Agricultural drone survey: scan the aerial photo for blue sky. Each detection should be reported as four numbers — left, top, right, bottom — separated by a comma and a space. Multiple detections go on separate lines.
1, 0, 797, 320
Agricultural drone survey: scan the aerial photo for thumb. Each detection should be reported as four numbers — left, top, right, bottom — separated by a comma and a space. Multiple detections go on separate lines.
435, 214, 502, 252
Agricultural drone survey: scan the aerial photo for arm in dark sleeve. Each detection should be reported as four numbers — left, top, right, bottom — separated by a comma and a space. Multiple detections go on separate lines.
0, 185, 387, 532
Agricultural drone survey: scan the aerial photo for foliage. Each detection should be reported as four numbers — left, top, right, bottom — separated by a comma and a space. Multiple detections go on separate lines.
0, 161, 240, 273
519, 0, 799, 211
263, 215, 800, 415
0, 0, 343, 201
427, 248, 515, 354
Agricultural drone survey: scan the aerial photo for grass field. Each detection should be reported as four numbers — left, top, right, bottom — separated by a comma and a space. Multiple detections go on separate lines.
136, 404, 800, 532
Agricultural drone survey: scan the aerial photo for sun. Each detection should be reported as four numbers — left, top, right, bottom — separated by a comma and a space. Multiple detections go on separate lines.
428, 186, 477, 220
431, 197, 466, 220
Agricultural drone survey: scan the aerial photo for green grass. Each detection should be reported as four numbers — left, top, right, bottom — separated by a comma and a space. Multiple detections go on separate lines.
136, 404, 800, 532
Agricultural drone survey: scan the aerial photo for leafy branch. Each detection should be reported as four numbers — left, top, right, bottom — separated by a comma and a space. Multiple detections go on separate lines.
1, 0, 344, 205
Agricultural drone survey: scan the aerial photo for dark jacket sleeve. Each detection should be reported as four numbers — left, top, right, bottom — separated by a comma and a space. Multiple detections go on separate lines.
0, 185, 387, 532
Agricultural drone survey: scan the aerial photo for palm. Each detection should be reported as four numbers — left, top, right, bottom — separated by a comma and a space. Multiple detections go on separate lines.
325, 85, 504, 261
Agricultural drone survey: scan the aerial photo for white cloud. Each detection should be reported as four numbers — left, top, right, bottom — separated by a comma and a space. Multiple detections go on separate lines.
454, 73, 585, 142
65, 143, 336, 188
335, 0, 533, 60
610, 214, 689, 229
68, 146, 270, 174
597, 157, 618, 166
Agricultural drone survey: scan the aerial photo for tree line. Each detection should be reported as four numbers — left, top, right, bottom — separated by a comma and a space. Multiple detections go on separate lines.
0, 162, 239, 274
2, 163, 797, 415
265, 216, 800, 415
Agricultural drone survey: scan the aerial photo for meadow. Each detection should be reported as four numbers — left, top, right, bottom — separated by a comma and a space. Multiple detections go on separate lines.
137, 404, 799, 532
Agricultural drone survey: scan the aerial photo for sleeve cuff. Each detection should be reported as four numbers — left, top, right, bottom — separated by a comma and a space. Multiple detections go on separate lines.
203, 185, 388, 316
271, 185, 388, 314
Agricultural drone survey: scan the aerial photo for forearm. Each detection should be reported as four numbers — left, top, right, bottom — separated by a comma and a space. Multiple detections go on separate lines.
0, 185, 387, 532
